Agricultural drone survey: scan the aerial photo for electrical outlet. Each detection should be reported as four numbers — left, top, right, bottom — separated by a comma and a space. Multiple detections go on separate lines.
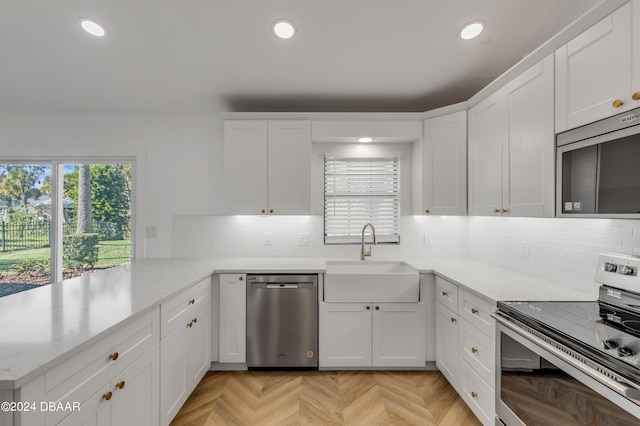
297, 233, 309, 246
423, 233, 431, 246
263, 232, 273, 246
145, 225, 157, 238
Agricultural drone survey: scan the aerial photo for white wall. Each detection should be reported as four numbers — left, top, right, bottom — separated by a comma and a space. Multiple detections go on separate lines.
0, 113, 223, 257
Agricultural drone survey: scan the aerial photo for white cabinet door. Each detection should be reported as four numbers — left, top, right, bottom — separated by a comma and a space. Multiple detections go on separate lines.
56, 385, 111, 426
267, 121, 311, 214
219, 274, 246, 363
372, 303, 426, 367
224, 120, 268, 214
422, 111, 467, 215
505, 54, 555, 217
110, 345, 159, 426
319, 303, 372, 367
555, 1, 633, 132
187, 301, 211, 385
468, 91, 505, 216
160, 326, 188, 426
436, 302, 461, 390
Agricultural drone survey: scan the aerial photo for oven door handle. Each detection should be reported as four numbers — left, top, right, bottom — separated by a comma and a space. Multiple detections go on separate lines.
495, 314, 640, 402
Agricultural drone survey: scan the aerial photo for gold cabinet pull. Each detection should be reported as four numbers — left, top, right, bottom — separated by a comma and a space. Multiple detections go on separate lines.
613, 99, 624, 108
192, 317, 198, 324
269, 209, 274, 214
494, 208, 501, 214
187, 321, 193, 327
366, 305, 371, 310
109, 352, 119, 361
501, 208, 509, 213
441, 290, 448, 296
471, 308, 479, 314
103, 391, 112, 401
471, 391, 478, 398
425, 209, 430, 214
450, 317, 457, 323
115, 381, 125, 390
189, 299, 195, 305
375, 306, 380, 311
472, 347, 478, 354
261, 209, 266, 213
238, 276, 243, 281
633, 92, 640, 101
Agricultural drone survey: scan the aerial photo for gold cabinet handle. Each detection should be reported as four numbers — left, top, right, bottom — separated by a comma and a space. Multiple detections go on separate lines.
115, 381, 125, 390
269, 209, 274, 214
109, 352, 119, 361
471, 308, 479, 314
187, 321, 194, 327
633, 92, 640, 101
494, 208, 501, 214
192, 317, 198, 324
103, 391, 113, 401
472, 347, 478, 354
501, 208, 509, 213
189, 299, 195, 305
425, 209, 430, 214
450, 317, 457, 323
261, 209, 266, 213
441, 290, 448, 296
471, 391, 478, 398
375, 306, 380, 311
366, 305, 371, 310
613, 99, 624, 108
238, 276, 243, 281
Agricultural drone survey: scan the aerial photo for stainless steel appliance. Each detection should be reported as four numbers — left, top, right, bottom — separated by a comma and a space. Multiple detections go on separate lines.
495, 254, 640, 425
556, 106, 640, 217
246, 274, 318, 369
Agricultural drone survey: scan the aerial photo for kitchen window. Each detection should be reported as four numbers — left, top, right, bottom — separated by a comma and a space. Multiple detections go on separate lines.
324, 155, 400, 244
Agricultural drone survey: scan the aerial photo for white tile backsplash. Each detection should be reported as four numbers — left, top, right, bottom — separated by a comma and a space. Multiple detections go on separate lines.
172, 213, 639, 297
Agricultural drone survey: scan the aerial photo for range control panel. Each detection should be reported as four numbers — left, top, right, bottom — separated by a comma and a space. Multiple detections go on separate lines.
596, 254, 640, 293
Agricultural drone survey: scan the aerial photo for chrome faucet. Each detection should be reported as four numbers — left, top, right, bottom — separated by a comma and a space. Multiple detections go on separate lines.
360, 223, 377, 260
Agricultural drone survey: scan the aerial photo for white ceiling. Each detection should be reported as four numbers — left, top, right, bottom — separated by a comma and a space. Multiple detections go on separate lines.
1, 0, 602, 114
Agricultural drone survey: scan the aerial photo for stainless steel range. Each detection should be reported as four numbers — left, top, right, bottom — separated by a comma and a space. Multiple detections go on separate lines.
495, 254, 640, 425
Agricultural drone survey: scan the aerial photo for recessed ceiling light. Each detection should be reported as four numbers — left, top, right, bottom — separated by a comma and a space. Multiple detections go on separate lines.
358, 137, 373, 143
79, 18, 106, 37
459, 20, 484, 40
272, 19, 296, 39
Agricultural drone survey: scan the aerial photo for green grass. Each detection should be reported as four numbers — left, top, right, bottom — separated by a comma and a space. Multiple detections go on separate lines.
0, 240, 131, 273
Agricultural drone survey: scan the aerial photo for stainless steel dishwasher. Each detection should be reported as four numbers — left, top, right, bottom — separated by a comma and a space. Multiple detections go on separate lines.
246, 274, 318, 369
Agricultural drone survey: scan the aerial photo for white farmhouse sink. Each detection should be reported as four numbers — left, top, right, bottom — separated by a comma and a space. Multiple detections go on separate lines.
324, 260, 420, 302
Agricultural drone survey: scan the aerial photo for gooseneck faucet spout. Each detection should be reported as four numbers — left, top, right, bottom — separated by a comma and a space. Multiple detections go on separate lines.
360, 223, 377, 260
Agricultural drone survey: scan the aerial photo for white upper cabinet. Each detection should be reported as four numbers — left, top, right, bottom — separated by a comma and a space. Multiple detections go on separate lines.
555, 1, 640, 132
421, 111, 467, 215
469, 54, 554, 217
224, 120, 311, 215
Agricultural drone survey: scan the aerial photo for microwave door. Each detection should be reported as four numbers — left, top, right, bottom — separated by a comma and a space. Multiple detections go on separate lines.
597, 134, 640, 214
561, 145, 598, 214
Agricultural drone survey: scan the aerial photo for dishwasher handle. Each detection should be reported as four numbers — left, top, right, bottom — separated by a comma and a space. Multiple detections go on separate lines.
266, 283, 299, 289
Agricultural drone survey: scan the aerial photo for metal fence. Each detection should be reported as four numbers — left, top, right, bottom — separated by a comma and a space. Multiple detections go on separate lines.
0, 221, 125, 252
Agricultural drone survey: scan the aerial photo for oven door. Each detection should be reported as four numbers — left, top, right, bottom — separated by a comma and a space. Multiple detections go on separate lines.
496, 320, 640, 426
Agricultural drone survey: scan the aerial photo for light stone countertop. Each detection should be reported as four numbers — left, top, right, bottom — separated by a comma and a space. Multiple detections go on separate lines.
0, 258, 216, 390
0, 255, 595, 390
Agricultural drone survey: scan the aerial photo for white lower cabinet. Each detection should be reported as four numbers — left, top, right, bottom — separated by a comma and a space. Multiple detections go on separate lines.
160, 277, 212, 426
319, 302, 425, 368
218, 274, 246, 363
435, 277, 496, 426
15, 308, 161, 426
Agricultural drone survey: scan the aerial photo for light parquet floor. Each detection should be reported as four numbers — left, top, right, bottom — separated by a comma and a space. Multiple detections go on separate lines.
170, 370, 482, 426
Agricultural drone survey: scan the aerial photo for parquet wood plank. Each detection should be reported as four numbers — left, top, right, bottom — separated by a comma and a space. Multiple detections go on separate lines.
170, 370, 482, 426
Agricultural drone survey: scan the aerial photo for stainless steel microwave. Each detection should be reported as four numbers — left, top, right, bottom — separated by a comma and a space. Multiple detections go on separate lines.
556, 107, 640, 218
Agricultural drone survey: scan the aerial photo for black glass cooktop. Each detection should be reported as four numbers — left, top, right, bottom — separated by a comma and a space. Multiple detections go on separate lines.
497, 300, 640, 385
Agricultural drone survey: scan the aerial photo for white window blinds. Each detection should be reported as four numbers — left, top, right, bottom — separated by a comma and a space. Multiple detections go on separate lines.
324, 156, 400, 244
